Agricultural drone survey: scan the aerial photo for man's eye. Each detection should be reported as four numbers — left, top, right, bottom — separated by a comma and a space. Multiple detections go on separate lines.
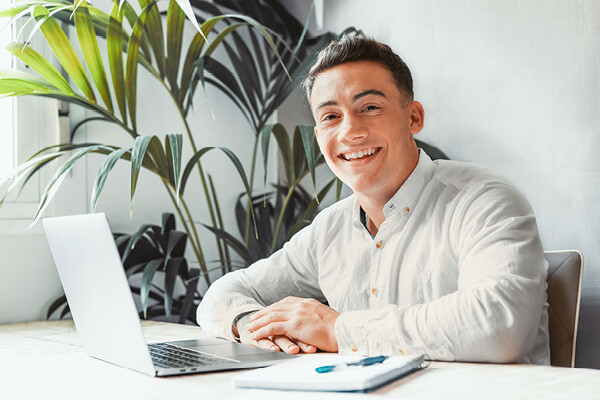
364, 105, 380, 111
323, 114, 337, 121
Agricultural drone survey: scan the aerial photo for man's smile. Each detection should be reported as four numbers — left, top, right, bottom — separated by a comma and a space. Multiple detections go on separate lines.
338, 147, 381, 161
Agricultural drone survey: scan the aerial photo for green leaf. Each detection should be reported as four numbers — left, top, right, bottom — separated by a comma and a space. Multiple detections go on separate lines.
75, 0, 113, 111
145, 136, 168, 179
174, 0, 202, 34
46, 294, 67, 320
0, 6, 28, 18
203, 22, 247, 58
298, 125, 317, 197
122, 223, 155, 262
287, 178, 336, 239
0, 77, 53, 97
178, 264, 198, 324
5, 42, 73, 94
140, 259, 163, 318
130, 135, 154, 214
179, 17, 219, 105
203, 225, 250, 263
336, 178, 343, 202
166, 134, 183, 198
163, 257, 183, 321
90, 148, 128, 212
138, 0, 166, 77
125, 6, 149, 133
292, 126, 305, 183
33, 5, 96, 101
219, 13, 291, 80
261, 123, 294, 186
166, 0, 185, 97
107, 2, 127, 123
165, 230, 187, 265
32, 145, 106, 225
178, 146, 257, 236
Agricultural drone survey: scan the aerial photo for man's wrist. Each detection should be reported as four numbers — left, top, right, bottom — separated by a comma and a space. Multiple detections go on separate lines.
232, 310, 258, 342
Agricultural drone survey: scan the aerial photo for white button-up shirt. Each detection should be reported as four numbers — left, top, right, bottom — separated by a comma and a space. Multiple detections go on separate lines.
197, 151, 550, 364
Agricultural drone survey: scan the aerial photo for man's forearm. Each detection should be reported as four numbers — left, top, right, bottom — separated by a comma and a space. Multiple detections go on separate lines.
196, 269, 265, 341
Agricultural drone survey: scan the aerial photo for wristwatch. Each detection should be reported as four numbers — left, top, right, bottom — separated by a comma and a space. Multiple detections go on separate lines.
231, 310, 258, 342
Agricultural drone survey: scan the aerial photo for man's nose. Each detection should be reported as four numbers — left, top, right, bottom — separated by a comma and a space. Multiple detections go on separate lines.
338, 115, 368, 143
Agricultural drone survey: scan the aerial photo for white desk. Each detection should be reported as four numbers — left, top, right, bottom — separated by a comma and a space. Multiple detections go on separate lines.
1, 320, 599, 399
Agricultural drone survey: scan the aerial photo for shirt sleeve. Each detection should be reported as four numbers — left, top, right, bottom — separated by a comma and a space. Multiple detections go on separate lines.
196, 217, 326, 341
334, 181, 548, 363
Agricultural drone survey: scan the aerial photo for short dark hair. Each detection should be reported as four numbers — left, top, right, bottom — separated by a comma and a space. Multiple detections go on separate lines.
303, 35, 414, 102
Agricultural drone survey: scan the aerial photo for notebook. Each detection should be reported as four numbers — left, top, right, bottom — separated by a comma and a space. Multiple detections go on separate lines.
233, 353, 427, 392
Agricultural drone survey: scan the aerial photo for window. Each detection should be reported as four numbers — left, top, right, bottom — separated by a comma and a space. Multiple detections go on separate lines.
0, 3, 15, 179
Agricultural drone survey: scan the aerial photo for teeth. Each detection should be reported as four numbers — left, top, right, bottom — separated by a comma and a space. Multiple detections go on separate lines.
342, 148, 378, 161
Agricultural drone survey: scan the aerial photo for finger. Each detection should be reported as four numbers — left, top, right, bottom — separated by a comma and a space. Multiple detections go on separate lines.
246, 311, 287, 332
294, 340, 317, 353
250, 322, 287, 341
253, 338, 280, 352
272, 335, 299, 354
249, 303, 292, 322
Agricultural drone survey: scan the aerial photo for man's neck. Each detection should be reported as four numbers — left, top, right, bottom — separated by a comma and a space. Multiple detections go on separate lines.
357, 194, 389, 236
356, 151, 421, 236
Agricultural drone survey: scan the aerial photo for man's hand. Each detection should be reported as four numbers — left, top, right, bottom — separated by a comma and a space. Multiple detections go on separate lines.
236, 312, 316, 354
246, 297, 340, 352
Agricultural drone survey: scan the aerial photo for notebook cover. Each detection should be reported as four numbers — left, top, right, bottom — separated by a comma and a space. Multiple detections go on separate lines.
233, 353, 426, 392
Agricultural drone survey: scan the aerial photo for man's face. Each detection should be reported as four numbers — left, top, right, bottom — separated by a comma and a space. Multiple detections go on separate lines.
310, 61, 424, 199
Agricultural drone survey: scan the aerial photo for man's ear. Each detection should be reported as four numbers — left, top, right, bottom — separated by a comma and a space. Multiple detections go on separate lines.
409, 101, 425, 135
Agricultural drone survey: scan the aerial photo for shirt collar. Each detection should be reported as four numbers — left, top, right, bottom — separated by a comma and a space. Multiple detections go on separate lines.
352, 148, 436, 226
384, 149, 435, 218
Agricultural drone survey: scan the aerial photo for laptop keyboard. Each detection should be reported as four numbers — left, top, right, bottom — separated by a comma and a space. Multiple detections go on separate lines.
148, 342, 239, 369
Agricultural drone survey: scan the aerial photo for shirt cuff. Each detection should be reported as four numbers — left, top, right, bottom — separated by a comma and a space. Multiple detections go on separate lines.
334, 308, 409, 356
220, 304, 263, 341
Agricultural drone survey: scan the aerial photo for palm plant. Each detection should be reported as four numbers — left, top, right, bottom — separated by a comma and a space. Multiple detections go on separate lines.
0, 0, 318, 288
189, 0, 342, 248
206, 123, 337, 268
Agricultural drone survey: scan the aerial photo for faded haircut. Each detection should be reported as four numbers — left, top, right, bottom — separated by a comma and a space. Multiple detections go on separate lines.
302, 35, 414, 102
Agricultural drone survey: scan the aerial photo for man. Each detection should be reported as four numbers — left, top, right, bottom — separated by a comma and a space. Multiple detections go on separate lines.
197, 36, 550, 364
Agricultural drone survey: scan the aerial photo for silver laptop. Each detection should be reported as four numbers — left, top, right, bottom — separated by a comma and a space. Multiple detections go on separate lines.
42, 213, 296, 377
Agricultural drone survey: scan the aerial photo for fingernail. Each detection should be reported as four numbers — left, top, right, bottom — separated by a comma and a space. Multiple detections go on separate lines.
288, 344, 297, 350
271, 346, 279, 351
306, 345, 313, 350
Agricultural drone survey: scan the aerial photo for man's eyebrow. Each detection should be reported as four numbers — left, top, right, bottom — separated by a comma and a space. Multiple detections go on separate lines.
315, 89, 386, 111
353, 89, 386, 102
316, 100, 337, 111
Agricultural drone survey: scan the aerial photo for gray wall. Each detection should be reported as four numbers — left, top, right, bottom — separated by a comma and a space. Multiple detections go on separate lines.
283, 0, 600, 368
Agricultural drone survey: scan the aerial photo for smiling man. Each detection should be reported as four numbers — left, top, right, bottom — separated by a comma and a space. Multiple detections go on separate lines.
197, 36, 550, 364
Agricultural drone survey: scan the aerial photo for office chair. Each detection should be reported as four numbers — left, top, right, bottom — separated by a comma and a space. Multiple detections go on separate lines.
545, 250, 583, 368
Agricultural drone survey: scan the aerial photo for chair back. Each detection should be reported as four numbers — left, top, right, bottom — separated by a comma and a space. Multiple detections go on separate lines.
545, 250, 583, 367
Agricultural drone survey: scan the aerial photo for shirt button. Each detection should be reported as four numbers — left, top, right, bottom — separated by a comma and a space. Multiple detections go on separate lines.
371, 288, 379, 296
398, 349, 404, 355
351, 345, 358, 352
403, 207, 410, 214
376, 241, 384, 249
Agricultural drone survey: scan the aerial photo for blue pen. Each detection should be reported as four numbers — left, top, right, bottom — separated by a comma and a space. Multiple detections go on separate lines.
315, 356, 388, 373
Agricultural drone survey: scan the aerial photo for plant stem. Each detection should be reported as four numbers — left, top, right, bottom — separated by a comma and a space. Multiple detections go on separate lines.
179, 195, 212, 287
161, 180, 210, 286
208, 175, 231, 274
243, 133, 261, 245
154, 71, 227, 270
270, 184, 295, 253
